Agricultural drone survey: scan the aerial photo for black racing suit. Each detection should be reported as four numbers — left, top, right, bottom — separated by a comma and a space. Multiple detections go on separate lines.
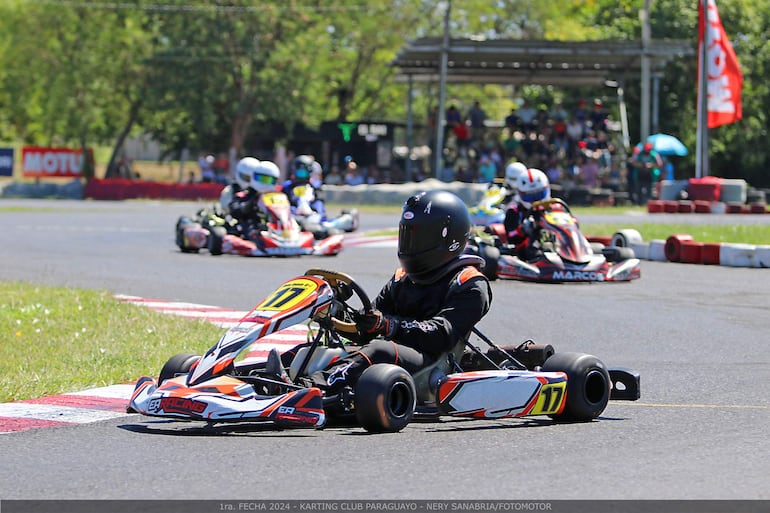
228, 187, 266, 241
306, 257, 492, 393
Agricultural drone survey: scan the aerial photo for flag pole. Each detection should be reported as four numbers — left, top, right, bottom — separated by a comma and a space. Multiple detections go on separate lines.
695, 0, 709, 179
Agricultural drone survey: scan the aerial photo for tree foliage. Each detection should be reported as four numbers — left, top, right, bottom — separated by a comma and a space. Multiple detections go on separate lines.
0, 0, 768, 186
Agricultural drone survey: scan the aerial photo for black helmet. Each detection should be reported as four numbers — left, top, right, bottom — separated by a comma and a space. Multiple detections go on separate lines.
398, 190, 472, 284
293, 155, 314, 182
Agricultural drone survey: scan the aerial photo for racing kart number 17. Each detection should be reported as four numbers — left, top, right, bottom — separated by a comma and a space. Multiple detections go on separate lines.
531, 382, 567, 415
257, 279, 318, 311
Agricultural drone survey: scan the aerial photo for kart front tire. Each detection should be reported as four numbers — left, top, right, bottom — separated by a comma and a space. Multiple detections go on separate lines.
175, 217, 201, 253
542, 352, 610, 422
158, 353, 200, 385
355, 364, 416, 433
601, 246, 636, 262
208, 226, 226, 255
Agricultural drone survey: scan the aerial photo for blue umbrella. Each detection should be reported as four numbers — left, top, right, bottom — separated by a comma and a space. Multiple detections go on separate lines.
644, 133, 688, 156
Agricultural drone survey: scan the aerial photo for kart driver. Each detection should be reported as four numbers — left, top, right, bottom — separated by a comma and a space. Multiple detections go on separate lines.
501, 161, 528, 203
502, 167, 552, 259
228, 157, 280, 241
282, 155, 327, 218
267, 190, 493, 394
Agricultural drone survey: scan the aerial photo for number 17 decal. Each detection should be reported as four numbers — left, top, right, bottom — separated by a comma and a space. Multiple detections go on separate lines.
532, 382, 566, 415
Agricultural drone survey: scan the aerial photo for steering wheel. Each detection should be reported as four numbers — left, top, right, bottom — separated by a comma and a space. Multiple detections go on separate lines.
304, 268, 372, 337
531, 197, 572, 214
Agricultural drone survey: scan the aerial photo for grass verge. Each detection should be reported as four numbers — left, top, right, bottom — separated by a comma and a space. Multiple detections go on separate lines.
1, 282, 222, 402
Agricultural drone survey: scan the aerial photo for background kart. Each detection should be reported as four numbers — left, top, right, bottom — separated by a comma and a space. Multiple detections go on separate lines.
175, 191, 342, 257
128, 269, 640, 433
468, 198, 641, 283
290, 184, 360, 239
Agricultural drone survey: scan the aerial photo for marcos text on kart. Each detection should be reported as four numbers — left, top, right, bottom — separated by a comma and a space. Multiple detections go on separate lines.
175, 191, 343, 257
467, 198, 641, 283
128, 269, 640, 433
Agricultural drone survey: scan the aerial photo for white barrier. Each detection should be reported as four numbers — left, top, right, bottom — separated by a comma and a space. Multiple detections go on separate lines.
719, 243, 757, 268
648, 240, 668, 262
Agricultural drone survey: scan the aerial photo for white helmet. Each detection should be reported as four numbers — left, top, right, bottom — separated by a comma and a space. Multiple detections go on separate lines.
504, 162, 528, 189
235, 157, 260, 190
517, 168, 550, 207
252, 160, 280, 192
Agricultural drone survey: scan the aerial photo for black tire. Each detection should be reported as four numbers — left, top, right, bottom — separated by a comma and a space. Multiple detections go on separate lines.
158, 353, 199, 385
589, 242, 606, 254
601, 245, 636, 262
355, 364, 416, 433
208, 226, 226, 255
478, 243, 500, 281
541, 352, 610, 422
175, 217, 200, 253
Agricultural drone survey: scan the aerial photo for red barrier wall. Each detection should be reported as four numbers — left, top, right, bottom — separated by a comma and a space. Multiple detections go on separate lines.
84, 179, 224, 201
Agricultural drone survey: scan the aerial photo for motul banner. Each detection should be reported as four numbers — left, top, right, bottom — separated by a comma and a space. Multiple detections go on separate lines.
698, 0, 743, 128
22, 146, 93, 178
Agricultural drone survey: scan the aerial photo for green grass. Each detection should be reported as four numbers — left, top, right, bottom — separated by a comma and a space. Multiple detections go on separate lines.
0, 282, 222, 402
577, 223, 770, 245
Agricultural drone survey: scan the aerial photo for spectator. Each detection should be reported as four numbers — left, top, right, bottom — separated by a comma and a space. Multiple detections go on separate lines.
589, 98, 608, 132
517, 100, 537, 131
466, 100, 487, 142
325, 165, 343, 185
573, 99, 589, 130
504, 107, 520, 132
198, 154, 216, 183
628, 142, 663, 204
344, 160, 365, 186
477, 155, 496, 184
578, 151, 601, 188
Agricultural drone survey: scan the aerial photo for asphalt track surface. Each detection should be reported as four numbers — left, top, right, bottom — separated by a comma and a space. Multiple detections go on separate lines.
1, 199, 769, 501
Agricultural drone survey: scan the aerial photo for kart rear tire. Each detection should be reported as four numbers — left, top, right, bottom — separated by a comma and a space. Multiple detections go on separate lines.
542, 352, 610, 422
601, 246, 636, 262
158, 353, 199, 385
355, 364, 416, 433
208, 226, 226, 255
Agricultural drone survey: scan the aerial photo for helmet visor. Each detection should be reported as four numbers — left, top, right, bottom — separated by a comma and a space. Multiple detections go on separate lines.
253, 173, 277, 186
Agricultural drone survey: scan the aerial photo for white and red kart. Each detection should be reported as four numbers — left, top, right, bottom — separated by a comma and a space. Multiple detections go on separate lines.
468, 198, 641, 283
175, 191, 343, 257
128, 269, 640, 433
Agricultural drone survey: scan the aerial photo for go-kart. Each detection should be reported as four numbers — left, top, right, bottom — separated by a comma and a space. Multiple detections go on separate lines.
467, 198, 641, 283
128, 268, 640, 433
175, 191, 343, 257
290, 184, 359, 239
469, 184, 508, 226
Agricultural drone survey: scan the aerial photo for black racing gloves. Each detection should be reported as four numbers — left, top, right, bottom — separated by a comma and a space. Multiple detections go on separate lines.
354, 309, 398, 340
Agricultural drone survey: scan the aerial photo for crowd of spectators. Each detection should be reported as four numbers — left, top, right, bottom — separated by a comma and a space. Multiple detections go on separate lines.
434, 98, 625, 199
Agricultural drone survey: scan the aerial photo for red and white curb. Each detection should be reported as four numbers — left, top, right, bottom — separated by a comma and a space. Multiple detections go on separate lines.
1, 296, 310, 434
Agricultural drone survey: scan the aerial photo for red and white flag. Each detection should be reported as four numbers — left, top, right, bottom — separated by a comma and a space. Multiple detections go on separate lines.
699, 0, 743, 128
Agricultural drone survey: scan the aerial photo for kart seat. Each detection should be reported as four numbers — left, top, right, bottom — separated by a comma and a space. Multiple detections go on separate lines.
411, 338, 467, 405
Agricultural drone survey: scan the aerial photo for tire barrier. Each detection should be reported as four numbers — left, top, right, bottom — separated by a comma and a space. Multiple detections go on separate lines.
664, 234, 694, 262
648, 240, 668, 262
629, 242, 649, 260
611, 229, 643, 248
701, 243, 722, 265
679, 240, 704, 264
719, 243, 757, 268
644, 198, 768, 214
754, 245, 770, 268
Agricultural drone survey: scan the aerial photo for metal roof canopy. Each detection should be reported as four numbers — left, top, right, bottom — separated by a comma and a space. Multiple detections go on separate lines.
392, 37, 694, 86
